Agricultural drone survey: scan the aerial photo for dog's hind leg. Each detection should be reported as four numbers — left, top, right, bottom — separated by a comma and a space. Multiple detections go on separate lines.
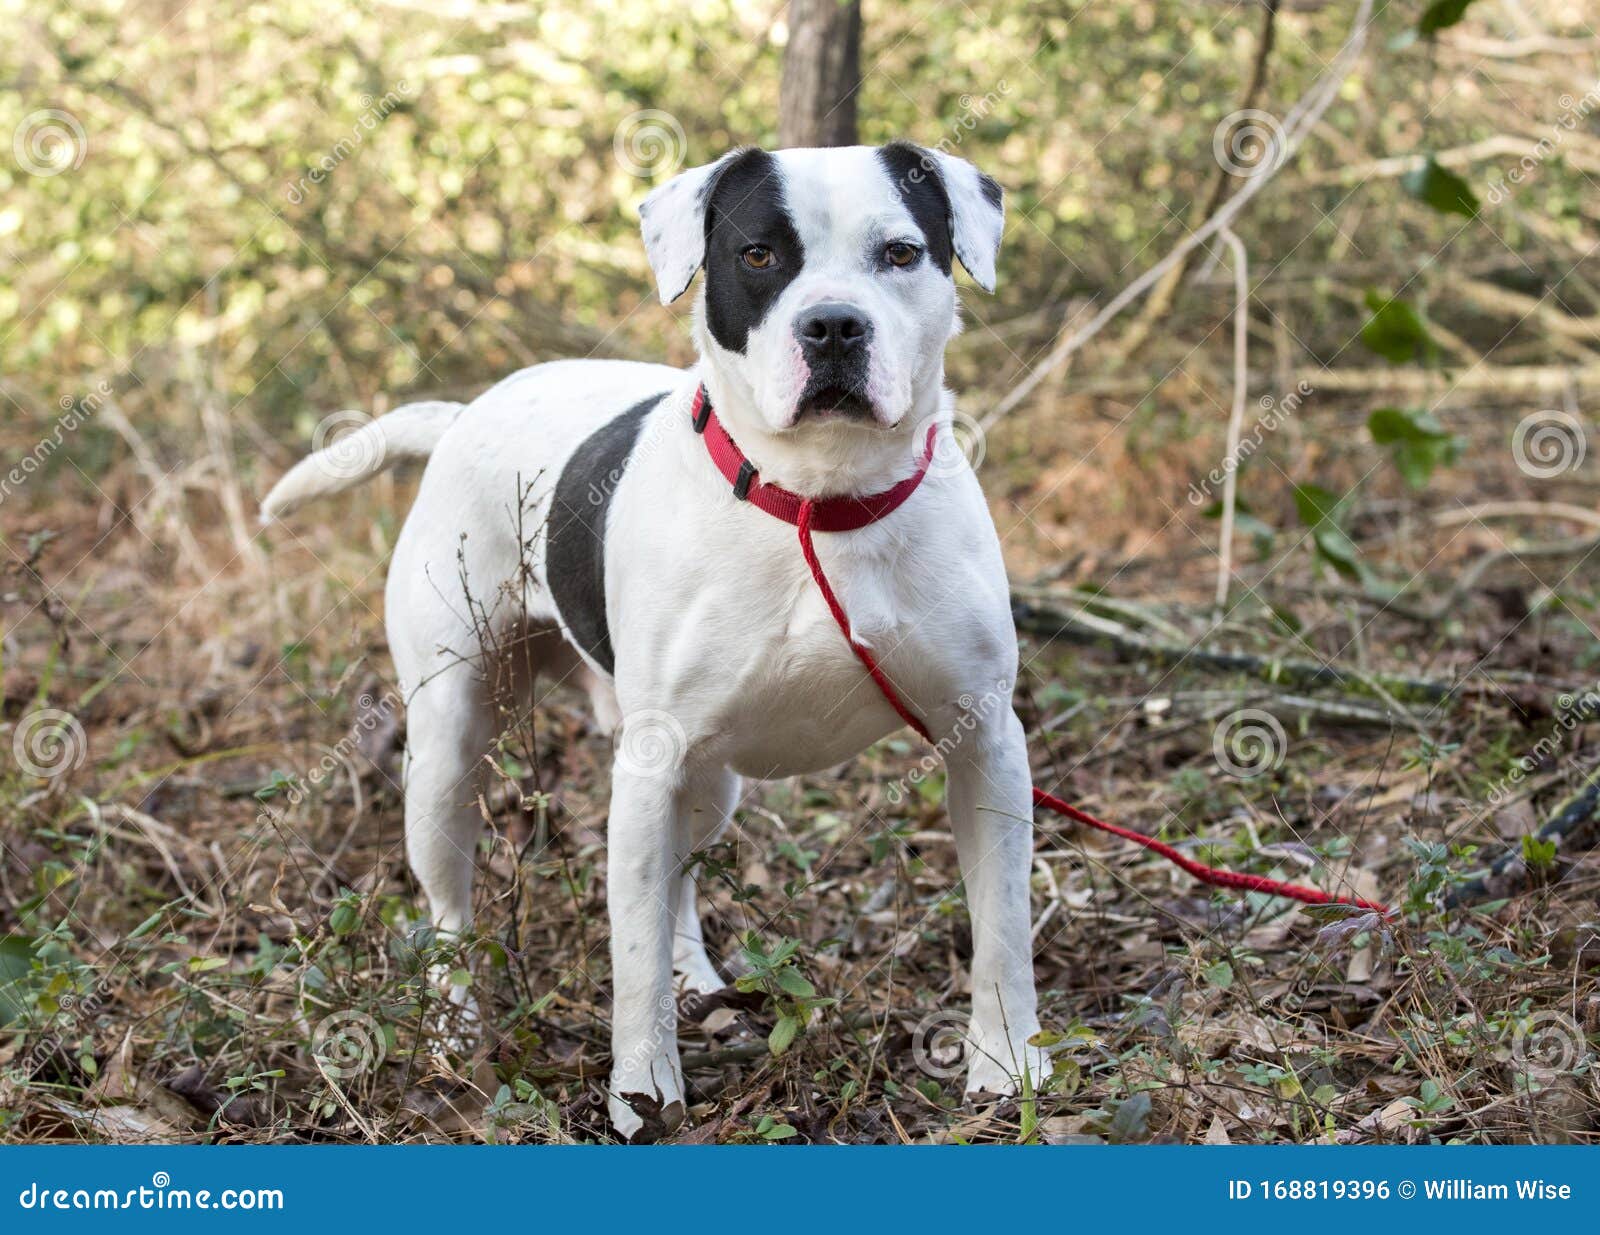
672, 766, 738, 996
401, 665, 495, 941
391, 608, 498, 1039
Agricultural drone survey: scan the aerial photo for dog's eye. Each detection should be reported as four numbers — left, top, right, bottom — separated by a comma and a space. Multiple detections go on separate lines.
741, 245, 777, 270
883, 241, 920, 268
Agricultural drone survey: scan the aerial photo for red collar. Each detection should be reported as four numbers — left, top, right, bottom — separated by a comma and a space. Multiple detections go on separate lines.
689, 386, 937, 532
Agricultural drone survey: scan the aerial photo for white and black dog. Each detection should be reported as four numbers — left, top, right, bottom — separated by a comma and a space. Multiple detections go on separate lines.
262, 143, 1047, 1138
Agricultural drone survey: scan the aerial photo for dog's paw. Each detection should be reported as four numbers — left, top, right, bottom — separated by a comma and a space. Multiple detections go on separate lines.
608, 1090, 686, 1143
608, 1051, 686, 1142
964, 1036, 1054, 1098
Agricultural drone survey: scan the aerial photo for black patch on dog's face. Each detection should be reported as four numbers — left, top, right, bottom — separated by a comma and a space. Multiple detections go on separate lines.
703, 150, 805, 354
875, 143, 954, 277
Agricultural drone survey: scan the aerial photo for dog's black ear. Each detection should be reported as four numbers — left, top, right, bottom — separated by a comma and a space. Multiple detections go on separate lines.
912, 148, 1005, 292
637, 151, 743, 304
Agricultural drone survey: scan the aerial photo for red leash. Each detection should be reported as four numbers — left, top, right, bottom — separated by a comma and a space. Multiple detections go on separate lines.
694, 388, 1388, 916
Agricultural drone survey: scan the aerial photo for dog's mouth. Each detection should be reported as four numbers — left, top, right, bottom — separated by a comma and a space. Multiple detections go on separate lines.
794, 382, 875, 424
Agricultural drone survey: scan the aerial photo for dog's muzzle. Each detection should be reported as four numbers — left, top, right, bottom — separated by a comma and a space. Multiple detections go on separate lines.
793, 301, 874, 422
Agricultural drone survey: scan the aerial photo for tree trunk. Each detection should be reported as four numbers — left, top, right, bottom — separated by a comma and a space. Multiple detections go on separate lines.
779, 0, 862, 148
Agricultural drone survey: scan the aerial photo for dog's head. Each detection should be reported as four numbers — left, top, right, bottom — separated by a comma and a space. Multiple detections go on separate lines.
639, 144, 1002, 439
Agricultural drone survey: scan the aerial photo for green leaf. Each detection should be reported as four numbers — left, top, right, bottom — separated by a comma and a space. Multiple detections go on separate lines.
1107, 1092, 1153, 1143
1368, 407, 1462, 488
1292, 484, 1364, 580
1522, 834, 1557, 871
127, 910, 164, 940
769, 1013, 802, 1056
775, 967, 816, 999
329, 902, 359, 936
1418, 0, 1478, 36
1401, 157, 1478, 218
1360, 292, 1436, 365
1202, 960, 1235, 990
0, 936, 37, 1027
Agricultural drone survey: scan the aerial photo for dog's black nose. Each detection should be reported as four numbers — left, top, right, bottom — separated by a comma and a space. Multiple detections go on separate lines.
794, 302, 872, 360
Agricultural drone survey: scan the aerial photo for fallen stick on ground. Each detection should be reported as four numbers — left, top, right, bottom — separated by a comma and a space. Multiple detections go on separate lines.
1011, 593, 1570, 708
1448, 768, 1600, 908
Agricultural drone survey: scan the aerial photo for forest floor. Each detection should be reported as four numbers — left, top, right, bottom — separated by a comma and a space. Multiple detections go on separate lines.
2, 356, 1598, 1144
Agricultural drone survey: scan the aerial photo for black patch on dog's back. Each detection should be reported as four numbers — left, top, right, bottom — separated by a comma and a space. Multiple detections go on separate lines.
703, 149, 805, 354
876, 143, 955, 276
547, 393, 667, 675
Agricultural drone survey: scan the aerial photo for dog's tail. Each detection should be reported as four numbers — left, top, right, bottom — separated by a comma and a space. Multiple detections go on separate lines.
259, 400, 464, 524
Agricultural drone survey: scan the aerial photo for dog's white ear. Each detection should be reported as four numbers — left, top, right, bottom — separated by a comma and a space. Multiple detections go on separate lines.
638, 152, 741, 304
922, 149, 1005, 292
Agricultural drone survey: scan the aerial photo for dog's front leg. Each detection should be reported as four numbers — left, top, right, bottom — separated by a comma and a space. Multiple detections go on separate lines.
606, 760, 685, 1140
944, 707, 1049, 1095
